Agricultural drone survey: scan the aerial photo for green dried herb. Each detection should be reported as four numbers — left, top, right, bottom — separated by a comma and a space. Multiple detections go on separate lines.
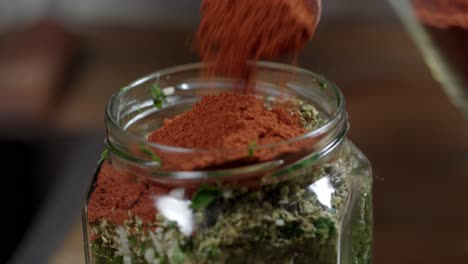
139, 144, 162, 164
150, 83, 166, 108
300, 103, 324, 130
91, 239, 121, 264
278, 222, 304, 240
318, 81, 327, 90
248, 140, 257, 158
171, 243, 186, 264
190, 185, 221, 210
314, 217, 335, 241
158, 256, 168, 264
98, 149, 109, 164
167, 220, 179, 229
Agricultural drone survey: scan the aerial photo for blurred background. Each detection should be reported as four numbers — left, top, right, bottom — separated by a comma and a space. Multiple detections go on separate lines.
0, 0, 466, 263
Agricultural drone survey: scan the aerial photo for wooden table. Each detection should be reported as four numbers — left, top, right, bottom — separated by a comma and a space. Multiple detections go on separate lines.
49, 21, 467, 263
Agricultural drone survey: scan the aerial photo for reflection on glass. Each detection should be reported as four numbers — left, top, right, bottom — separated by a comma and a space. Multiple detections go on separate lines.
309, 176, 334, 208
389, 0, 468, 119
155, 189, 194, 236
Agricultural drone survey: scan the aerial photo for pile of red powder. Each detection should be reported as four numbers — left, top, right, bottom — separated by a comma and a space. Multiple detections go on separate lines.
87, 162, 167, 225
146, 92, 308, 171
149, 92, 305, 149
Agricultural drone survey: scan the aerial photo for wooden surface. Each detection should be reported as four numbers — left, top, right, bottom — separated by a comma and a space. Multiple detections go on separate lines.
48, 21, 467, 263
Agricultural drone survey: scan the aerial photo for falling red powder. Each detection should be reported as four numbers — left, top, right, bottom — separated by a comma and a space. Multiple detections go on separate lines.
196, 0, 320, 78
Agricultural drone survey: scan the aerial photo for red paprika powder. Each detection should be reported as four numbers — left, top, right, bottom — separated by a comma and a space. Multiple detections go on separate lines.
148, 92, 305, 149
87, 162, 167, 225
196, 0, 320, 78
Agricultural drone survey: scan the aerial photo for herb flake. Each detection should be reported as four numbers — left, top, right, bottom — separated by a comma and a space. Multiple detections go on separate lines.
314, 217, 336, 241
248, 140, 257, 158
98, 148, 109, 164
139, 144, 162, 164
150, 83, 166, 108
190, 185, 221, 210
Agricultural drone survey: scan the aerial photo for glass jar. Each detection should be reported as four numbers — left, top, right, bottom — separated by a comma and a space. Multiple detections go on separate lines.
82, 62, 373, 264
388, 0, 468, 118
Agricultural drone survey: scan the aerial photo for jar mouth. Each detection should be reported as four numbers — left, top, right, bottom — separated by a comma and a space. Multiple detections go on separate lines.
106, 61, 345, 155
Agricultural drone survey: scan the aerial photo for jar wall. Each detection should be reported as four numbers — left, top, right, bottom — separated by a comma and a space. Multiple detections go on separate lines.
339, 142, 373, 264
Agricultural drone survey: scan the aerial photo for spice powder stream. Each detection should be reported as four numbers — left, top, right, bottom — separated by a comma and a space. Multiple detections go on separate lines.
196, 0, 320, 78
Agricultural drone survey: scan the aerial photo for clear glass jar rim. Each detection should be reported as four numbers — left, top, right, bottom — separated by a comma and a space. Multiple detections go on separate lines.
106, 61, 346, 154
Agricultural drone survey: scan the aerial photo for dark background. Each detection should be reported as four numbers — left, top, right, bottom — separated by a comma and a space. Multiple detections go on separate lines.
0, 1, 466, 263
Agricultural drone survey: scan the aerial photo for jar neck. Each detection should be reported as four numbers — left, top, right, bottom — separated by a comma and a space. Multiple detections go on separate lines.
104, 62, 348, 183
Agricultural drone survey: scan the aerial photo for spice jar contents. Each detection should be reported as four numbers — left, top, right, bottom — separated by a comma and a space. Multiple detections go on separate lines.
196, 0, 320, 78
87, 94, 372, 263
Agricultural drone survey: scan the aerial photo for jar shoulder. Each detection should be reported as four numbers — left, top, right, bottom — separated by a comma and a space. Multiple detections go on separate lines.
344, 140, 373, 178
